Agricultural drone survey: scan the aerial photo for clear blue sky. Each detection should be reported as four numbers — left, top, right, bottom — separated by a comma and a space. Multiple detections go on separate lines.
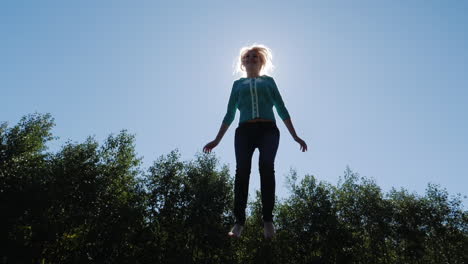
2, 1, 467, 205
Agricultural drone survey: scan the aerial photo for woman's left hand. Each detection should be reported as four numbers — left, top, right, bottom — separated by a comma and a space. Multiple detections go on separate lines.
294, 136, 308, 152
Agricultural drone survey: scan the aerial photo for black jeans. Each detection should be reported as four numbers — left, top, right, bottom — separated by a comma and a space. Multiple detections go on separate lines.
234, 121, 280, 226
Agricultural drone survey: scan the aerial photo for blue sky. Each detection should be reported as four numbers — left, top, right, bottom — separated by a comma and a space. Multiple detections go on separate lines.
2, 0, 467, 205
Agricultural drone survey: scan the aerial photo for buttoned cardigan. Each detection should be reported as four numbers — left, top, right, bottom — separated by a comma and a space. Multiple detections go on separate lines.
222, 75, 290, 126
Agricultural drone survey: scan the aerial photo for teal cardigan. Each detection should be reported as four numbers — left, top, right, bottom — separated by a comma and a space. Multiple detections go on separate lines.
222, 75, 290, 126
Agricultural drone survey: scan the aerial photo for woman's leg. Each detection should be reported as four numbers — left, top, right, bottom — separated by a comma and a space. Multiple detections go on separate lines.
257, 124, 280, 223
234, 126, 256, 226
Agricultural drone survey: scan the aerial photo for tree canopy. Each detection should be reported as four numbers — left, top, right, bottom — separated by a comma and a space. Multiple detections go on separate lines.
1, 113, 466, 264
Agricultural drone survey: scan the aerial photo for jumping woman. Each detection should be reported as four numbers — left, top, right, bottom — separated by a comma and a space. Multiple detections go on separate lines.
203, 44, 307, 239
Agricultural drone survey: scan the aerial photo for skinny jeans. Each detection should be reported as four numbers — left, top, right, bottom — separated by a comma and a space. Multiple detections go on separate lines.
233, 121, 280, 226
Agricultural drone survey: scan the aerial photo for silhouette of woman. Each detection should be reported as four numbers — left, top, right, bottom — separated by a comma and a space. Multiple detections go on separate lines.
203, 44, 307, 239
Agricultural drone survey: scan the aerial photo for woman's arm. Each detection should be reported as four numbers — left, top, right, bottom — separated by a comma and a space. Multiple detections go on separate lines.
269, 77, 307, 152
204, 82, 238, 153
214, 123, 229, 142
203, 123, 229, 153
283, 118, 308, 152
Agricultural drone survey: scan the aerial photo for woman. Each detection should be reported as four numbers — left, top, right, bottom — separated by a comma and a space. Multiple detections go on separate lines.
203, 44, 307, 239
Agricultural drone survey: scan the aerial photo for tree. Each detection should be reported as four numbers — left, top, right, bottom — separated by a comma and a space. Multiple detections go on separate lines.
1, 113, 467, 263
0, 113, 55, 263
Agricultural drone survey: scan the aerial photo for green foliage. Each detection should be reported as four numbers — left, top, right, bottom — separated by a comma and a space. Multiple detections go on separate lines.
1, 113, 467, 264
145, 150, 235, 263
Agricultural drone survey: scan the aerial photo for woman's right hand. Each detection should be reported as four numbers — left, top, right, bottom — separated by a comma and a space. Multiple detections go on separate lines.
203, 140, 220, 153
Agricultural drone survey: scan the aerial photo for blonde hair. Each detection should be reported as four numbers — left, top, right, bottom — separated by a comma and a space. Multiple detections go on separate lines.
233, 43, 275, 77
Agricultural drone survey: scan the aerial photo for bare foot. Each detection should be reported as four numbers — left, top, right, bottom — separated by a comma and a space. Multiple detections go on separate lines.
228, 224, 244, 238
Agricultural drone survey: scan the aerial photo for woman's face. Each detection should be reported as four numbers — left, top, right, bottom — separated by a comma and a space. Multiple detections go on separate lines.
242, 50, 263, 74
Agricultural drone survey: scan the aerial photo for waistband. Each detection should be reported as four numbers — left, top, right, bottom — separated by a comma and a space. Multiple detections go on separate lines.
238, 121, 277, 129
